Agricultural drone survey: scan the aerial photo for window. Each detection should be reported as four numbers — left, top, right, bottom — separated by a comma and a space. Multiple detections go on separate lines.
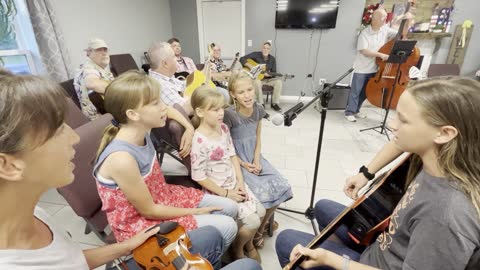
0, 0, 43, 74
0, 49, 37, 74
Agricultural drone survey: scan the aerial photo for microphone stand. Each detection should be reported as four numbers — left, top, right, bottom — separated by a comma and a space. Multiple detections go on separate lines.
278, 68, 354, 234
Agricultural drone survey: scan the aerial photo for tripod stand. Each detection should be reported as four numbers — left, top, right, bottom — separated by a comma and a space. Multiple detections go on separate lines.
278, 68, 354, 234
360, 40, 417, 140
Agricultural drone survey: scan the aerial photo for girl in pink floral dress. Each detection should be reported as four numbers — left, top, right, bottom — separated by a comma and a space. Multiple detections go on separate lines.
190, 86, 266, 263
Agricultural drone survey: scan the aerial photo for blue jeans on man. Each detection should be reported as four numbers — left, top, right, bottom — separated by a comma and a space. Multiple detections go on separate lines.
345, 72, 376, 116
276, 200, 365, 270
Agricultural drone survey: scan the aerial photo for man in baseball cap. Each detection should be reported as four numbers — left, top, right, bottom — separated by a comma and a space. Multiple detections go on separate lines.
73, 38, 114, 120
85, 38, 110, 69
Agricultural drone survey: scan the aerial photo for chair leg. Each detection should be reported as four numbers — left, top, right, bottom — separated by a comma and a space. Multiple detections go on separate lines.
84, 224, 91, 234
159, 151, 165, 165
267, 212, 275, 237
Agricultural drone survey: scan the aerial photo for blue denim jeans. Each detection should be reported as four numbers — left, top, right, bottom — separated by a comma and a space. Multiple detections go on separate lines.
195, 194, 238, 251
345, 72, 376, 116
275, 200, 364, 270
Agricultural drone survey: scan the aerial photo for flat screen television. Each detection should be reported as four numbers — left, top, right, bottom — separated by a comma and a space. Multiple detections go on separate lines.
275, 0, 340, 29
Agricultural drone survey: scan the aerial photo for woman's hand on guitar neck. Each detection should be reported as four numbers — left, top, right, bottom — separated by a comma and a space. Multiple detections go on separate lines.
344, 173, 369, 200
289, 245, 329, 269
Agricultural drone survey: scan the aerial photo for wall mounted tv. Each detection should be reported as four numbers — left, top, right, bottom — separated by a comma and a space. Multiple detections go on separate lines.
275, 0, 341, 29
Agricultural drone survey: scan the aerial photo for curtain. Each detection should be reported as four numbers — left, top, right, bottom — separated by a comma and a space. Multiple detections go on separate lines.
26, 0, 72, 82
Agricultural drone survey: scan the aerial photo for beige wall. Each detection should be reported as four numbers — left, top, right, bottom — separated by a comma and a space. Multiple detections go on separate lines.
50, 0, 173, 72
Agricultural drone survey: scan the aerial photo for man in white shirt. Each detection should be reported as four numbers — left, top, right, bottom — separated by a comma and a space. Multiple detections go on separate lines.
344, 9, 397, 122
148, 41, 194, 115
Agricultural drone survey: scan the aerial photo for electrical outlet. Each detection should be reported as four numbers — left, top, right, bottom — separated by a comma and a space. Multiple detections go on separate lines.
319, 78, 327, 85
247, 40, 252, 47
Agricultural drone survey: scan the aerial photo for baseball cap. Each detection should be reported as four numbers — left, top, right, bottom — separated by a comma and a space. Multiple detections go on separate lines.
86, 38, 108, 50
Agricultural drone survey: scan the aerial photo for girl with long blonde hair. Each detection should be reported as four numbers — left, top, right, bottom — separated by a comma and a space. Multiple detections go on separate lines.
277, 77, 480, 270
190, 85, 266, 262
224, 70, 292, 248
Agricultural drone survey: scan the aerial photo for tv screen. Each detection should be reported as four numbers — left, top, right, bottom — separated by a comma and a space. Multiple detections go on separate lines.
275, 0, 340, 29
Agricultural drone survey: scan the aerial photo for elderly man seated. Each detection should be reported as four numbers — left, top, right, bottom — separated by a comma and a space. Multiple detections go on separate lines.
148, 41, 229, 116
73, 38, 114, 120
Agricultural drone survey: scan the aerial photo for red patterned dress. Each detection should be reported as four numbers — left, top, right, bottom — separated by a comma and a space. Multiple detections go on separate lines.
94, 136, 204, 242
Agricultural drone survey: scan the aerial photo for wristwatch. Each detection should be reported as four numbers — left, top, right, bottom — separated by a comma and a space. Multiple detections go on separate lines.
342, 254, 351, 270
359, 165, 375, 180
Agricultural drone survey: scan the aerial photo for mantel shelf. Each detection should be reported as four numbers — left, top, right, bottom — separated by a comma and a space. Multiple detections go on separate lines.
407, 32, 452, 40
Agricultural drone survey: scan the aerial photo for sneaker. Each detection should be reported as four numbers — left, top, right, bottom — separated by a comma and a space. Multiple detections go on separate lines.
345, 115, 356, 122
355, 112, 367, 119
271, 103, 282, 112
263, 112, 270, 120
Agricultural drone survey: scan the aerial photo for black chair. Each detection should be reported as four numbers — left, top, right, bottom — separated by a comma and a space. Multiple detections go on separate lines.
60, 79, 81, 109
109, 54, 139, 76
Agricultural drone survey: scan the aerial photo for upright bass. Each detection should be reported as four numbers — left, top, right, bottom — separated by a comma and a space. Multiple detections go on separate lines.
365, 2, 420, 110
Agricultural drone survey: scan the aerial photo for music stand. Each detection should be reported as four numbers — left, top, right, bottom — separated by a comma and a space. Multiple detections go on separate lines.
360, 40, 417, 140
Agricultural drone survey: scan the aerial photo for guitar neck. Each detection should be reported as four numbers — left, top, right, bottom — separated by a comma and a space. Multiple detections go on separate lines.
229, 54, 239, 70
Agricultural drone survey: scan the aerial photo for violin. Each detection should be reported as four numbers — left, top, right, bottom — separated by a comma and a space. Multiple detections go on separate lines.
365, 1, 420, 110
133, 222, 213, 270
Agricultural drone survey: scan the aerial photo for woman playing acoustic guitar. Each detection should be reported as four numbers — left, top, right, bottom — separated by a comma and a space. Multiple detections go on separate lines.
276, 77, 480, 270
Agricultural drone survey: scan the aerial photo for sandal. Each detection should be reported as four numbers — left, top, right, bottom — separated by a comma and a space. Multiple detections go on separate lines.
253, 231, 265, 248
245, 246, 262, 263
263, 220, 279, 236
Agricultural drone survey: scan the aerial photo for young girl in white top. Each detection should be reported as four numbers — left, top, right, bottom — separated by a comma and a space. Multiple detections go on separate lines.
190, 86, 266, 262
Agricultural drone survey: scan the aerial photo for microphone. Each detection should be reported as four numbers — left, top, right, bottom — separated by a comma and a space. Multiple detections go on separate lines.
271, 102, 304, 126
271, 113, 285, 126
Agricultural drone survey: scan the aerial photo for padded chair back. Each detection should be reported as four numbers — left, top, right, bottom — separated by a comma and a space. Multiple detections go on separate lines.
427, 64, 460, 78
65, 98, 89, 129
109, 54, 139, 76
61, 79, 81, 109
151, 104, 192, 174
57, 113, 115, 244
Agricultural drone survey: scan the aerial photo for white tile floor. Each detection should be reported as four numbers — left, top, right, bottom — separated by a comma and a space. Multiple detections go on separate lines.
38, 101, 396, 269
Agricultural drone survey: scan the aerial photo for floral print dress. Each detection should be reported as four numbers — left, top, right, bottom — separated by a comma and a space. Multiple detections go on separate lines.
191, 124, 259, 219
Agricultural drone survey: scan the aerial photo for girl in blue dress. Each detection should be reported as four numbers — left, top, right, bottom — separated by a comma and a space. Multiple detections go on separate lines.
223, 71, 293, 248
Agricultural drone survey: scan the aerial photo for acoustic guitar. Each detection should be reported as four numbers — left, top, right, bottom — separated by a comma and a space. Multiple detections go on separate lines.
174, 71, 190, 81
242, 58, 294, 81
228, 52, 240, 71
184, 43, 217, 97
133, 222, 213, 270
284, 155, 411, 270
213, 52, 240, 88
